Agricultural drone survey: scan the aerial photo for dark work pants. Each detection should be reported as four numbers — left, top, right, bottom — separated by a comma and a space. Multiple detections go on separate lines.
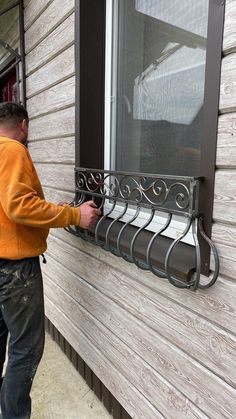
0, 257, 45, 419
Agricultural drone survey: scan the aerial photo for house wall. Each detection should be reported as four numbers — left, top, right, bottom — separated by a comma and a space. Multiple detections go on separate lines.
1, 0, 236, 418
24, 0, 75, 204
213, 0, 236, 283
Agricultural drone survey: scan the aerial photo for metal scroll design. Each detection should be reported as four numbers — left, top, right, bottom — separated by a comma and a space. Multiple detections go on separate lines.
65, 168, 220, 291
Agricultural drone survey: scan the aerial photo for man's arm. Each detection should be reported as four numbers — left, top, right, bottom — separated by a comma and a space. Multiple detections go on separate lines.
0, 142, 100, 229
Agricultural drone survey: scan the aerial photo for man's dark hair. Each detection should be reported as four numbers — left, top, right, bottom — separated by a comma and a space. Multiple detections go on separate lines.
0, 102, 28, 127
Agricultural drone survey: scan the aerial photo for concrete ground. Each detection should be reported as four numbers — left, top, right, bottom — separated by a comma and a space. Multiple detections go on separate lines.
31, 333, 112, 419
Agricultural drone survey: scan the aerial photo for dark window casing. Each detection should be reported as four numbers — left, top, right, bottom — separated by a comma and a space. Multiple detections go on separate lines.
76, 0, 106, 169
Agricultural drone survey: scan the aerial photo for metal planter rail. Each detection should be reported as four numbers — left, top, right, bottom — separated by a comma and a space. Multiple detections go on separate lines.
65, 167, 219, 291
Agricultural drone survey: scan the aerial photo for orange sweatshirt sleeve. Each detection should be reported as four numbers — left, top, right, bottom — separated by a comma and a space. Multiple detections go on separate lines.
0, 141, 80, 228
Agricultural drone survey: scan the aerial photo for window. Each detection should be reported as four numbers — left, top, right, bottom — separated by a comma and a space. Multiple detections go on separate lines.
75, 0, 224, 288
105, 1, 209, 176
104, 0, 213, 245
0, 0, 26, 107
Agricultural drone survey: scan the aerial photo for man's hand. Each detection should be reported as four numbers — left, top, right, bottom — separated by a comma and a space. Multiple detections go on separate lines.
79, 200, 101, 229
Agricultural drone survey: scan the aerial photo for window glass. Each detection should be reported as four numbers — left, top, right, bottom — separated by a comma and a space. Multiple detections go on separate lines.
108, 0, 209, 176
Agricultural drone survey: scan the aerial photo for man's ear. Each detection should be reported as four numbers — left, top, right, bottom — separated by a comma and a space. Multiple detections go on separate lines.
21, 119, 28, 133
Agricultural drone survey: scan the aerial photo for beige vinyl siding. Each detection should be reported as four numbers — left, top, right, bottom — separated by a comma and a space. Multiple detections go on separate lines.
25, 0, 75, 207
29, 107, 75, 141
24, 0, 54, 31
25, 0, 74, 54
25, 13, 74, 76
223, 0, 236, 55
26, 45, 74, 98
213, 0, 236, 282
29, 137, 75, 164
23, 0, 236, 418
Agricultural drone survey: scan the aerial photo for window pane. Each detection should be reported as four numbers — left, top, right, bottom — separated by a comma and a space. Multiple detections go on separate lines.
112, 0, 209, 176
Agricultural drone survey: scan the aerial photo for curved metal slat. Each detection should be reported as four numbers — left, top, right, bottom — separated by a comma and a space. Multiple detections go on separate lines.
197, 217, 220, 289
191, 217, 201, 290
117, 206, 141, 262
146, 213, 172, 278
105, 202, 129, 255
165, 217, 195, 289
95, 200, 116, 248
130, 208, 156, 270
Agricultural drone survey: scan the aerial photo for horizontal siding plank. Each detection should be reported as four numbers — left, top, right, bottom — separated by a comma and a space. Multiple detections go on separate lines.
35, 163, 74, 191
25, 0, 74, 53
25, 0, 53, 30
220, 53, 236, 113
27, 76, 75, 119
45, 297, 163, 419
27, 46, 74, 98
212, 222, 236, 247
42, 255, 236, 419
213, 169, 236, 223
44, 274, 208, 419
45, 234, 236, 389
223, 0, 236, 54
29, 106, 75, 140
25, 14, 74, 76
212, 223, 236, 279
215, 243, 236, 280
216, 113, 236, 168
52, 228, 236, 337
29, 137, 75, 163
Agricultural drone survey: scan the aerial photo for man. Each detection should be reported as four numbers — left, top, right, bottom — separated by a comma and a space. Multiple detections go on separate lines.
0, 102, 100, 419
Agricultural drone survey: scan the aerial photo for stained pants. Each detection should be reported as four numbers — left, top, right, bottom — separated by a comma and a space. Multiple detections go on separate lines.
0, 257, 45, 419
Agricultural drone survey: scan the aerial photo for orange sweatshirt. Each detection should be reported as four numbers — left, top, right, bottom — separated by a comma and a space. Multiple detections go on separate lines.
0, 136, 80, 259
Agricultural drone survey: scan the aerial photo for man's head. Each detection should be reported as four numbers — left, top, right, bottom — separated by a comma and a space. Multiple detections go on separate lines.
0, 102, 29, 145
